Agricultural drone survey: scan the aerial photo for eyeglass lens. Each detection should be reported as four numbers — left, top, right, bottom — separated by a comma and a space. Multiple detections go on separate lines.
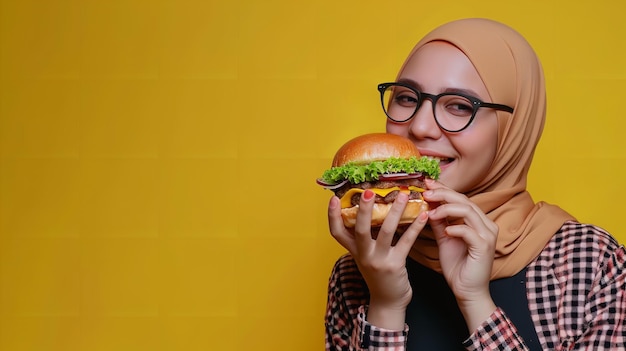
381, 85, 475, 132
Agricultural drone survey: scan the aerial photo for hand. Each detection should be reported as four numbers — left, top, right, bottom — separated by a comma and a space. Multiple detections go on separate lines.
423, 179, 498, 331
328, 190, 429, 330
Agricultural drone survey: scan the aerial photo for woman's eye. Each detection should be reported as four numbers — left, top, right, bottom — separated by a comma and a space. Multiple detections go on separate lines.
394, 93, 418, 106
444, 98, 474, 116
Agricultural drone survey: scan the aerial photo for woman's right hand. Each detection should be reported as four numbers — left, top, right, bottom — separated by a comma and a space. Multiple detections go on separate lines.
328, 190, 428, 330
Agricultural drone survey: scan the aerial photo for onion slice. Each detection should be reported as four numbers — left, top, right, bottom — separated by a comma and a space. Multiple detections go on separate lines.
378, 172, 424, 181
316, 178, 348, 190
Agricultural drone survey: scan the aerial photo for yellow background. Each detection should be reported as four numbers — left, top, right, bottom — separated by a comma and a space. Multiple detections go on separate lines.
1, 0, 624, 350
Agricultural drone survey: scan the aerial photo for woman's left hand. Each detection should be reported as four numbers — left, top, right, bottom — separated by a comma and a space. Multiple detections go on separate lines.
422, 179, 499, 331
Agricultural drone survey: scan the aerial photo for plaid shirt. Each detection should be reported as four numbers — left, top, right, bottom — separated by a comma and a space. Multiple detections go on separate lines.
325, 221, 626, 350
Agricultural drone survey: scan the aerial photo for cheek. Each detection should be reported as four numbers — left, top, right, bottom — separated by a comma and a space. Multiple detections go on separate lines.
465, 139, 496, 169
449, 122, 498, 191
458, 114, 499, 162
386, 121, 409, 137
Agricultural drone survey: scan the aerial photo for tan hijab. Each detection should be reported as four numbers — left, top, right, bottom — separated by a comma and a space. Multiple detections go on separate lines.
403, 18, 575, 279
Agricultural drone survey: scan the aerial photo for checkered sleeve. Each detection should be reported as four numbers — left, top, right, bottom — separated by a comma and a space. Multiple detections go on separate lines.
528, 222, 626, 349
325, 254, 409, 350
352, 305, 408, 350
325, 254, 360, 350
579, 241, 626, 349
462, 307, 529, 350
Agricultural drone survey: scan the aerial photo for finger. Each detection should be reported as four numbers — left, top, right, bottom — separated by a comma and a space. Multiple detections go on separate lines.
423, 185, 471, 206
429, 203, 494, 240
443, 224, 483, 245
353, 190, 376, 252
428, 211, 449, 243
376, 192, 409, 247
424, 187, 484, 217
424, 178, 445, 189
328, 196, 357, 253
394, 210, 428, 255
423, 185, 491, 228
443, 224, 495, 259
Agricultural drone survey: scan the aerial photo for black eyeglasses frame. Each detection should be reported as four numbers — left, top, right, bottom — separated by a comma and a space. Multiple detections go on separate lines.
378, 82, 514, 133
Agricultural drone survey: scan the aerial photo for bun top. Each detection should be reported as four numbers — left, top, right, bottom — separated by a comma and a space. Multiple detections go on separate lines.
332, 133, 421, 167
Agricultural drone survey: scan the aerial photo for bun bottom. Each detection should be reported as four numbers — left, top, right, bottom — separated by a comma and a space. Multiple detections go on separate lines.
340, 200, 429, 228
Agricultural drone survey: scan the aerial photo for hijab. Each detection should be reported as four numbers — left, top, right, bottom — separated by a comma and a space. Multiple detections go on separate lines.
403, 18, 575, 279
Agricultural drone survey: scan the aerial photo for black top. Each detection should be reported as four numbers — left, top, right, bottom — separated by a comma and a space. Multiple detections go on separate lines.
405, 258, 540, 350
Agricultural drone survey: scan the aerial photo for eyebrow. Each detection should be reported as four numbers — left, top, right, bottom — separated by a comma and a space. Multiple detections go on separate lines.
397, 77, 484, 100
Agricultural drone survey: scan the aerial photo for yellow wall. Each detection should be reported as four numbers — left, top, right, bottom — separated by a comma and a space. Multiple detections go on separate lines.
1, 0, 624, 350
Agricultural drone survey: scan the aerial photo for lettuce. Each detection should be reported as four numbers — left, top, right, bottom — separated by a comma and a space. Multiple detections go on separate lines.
321, 156, 440, 184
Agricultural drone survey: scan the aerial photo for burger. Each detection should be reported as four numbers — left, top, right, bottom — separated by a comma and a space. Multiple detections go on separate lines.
316, 133, 440, 228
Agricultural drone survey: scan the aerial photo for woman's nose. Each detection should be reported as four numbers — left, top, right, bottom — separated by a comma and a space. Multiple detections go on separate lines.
409, 100, 443, 140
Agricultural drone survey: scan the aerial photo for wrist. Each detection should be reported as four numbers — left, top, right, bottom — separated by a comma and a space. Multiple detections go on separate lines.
366, 300, 407, 331
457, 295, 497, 332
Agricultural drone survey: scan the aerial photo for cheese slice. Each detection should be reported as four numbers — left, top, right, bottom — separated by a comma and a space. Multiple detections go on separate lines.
340, 186, 425, 208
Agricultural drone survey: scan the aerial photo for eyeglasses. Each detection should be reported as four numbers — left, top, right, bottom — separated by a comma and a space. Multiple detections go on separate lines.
378, 82, 514, 133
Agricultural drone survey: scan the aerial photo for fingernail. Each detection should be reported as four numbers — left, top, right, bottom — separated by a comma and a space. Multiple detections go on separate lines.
329, 196, 339, 209
363, 189, 375, 201
397, 192, 408, 203
424, 190, 433, 197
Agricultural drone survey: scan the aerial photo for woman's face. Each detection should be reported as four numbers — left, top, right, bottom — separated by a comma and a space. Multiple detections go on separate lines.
386, 41, 499, 194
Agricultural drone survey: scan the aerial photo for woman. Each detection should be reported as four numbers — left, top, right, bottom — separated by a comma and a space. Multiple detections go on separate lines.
325, 18, 625, 350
